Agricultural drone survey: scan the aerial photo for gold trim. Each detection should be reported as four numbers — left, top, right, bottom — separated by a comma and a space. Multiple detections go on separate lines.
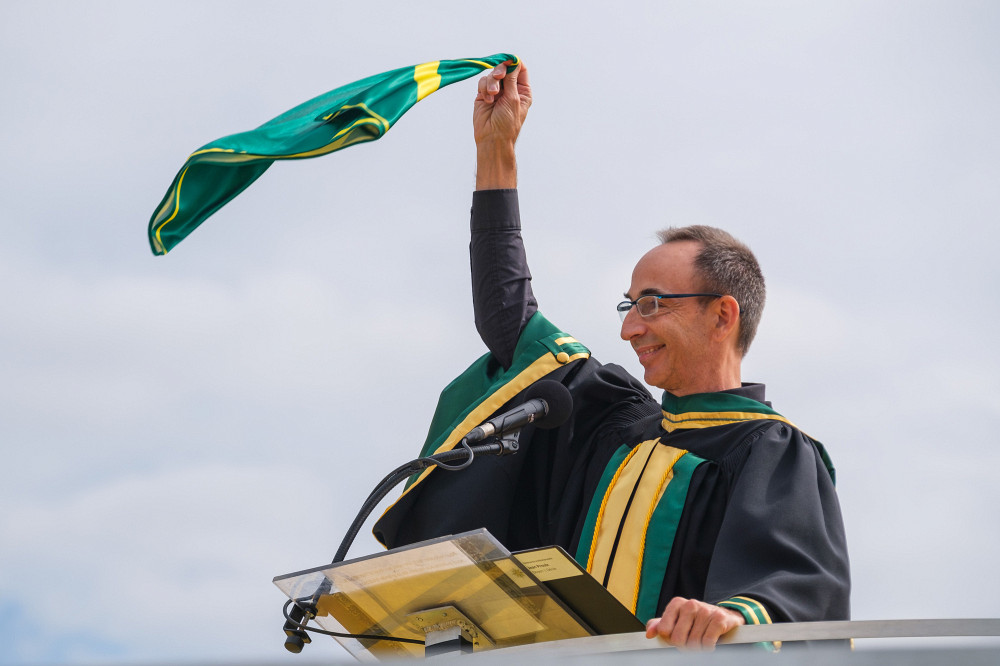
723, 599, 761, 625
189, 118, 384, 162
591, 440, 656, 584
461, 56, 519, 69
153, 165, 191, 254
380, 348, 591, 519
586, 444, 644, 581
320, 102, 391, 131
661, 410, 795, 433
586, 441, 690, 612
603, 443, 658, 604
155, 108, 391, 250
731, 595, 773, 624
414, 61, 442, 101
630, 447, 686, 612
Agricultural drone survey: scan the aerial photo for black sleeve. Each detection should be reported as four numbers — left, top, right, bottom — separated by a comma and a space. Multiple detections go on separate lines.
470, 189, 538, 369
704, 423, 851, 623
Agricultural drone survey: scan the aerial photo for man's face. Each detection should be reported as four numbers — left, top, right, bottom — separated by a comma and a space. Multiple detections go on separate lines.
620, 241, 716, 394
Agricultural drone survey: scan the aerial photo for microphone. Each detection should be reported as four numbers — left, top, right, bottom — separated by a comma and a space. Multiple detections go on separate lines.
462, 380, 573, 444
286, 379, 575, 652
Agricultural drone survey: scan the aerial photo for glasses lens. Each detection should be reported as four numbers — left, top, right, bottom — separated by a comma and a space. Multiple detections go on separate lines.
636, 295, 659, 317
617, 301, 632, 322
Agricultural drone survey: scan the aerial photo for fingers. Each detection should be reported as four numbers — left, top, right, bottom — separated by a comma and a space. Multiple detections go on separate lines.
646, 597, 744, 651
648, 597, 683, 643
690, 606, 735, 648
667, 599, 697, 646
472, 58, 531, 156
477, 63, 508, 104
507, 60, 531, 111
476, 59, 529, 105
512, 59, 528, 87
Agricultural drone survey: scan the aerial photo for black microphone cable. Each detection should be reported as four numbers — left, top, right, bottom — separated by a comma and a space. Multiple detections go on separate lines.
282, 379, 573, 653
284, 438, 511, 653
333, 437, 512, 564
282, 599, 424, 648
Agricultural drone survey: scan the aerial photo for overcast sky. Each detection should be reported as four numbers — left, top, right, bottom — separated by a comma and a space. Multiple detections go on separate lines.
1, 1, 999, 663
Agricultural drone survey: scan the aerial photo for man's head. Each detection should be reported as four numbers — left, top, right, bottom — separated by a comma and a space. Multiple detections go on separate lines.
619, 226, 765, 395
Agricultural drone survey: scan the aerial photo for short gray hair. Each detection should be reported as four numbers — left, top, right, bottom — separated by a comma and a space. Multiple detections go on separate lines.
657, 225, 765, 357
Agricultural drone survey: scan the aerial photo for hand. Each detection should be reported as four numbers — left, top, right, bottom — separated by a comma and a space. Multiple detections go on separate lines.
473, 60, 531, 189
645, 597, 745, 650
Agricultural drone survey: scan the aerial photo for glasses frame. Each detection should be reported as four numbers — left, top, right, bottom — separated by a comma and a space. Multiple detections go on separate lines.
617, 293, 724, 322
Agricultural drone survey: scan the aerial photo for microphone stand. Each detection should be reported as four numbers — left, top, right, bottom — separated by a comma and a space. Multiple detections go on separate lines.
283, 433, 521, 653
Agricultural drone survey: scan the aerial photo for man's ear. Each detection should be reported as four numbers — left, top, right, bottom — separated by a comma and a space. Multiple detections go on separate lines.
711, 295, 741, 344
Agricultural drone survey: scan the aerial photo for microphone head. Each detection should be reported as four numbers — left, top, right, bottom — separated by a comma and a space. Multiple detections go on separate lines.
523, 380, 574, 430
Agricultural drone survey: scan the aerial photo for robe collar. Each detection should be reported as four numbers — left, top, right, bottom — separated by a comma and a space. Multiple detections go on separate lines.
659, 383, 794, 433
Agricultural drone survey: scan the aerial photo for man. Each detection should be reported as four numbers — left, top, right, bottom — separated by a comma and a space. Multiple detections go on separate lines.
374, 60, 849, 650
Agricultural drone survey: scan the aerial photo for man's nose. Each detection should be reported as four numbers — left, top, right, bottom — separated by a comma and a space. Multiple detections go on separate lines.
620, 307, 645, 341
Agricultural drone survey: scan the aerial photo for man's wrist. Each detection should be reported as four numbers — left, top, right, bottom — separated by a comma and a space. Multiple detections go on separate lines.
475, 142, 517, 190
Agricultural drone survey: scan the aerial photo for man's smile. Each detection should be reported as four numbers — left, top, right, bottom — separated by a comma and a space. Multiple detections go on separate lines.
633, 343, 665, 361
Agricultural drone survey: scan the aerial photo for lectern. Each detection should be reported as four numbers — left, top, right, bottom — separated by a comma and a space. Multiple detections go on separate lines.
273, 529, 643, 660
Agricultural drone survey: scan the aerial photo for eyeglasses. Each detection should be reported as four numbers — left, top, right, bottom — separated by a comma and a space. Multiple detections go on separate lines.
617, 293, 723, 322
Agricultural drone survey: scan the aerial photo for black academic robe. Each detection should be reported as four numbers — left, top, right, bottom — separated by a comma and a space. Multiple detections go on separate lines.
373, 190, 849, 627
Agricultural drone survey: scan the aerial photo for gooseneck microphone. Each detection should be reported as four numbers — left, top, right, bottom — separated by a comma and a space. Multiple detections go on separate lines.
331, 379, 574, 564
283, 379, 574, 653
462, 380, 574, 444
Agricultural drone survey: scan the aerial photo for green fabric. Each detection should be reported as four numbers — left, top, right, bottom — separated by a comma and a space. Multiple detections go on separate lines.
660, 390, 782, 417
634, 452, 705, 622
148, 53, 517, 255
814, 440, 837, 485
574, 444, 632, 566
661, 390, 836, 482
718, 598, 768, 624
407, 311, 587, 488
717, 598, 777, 651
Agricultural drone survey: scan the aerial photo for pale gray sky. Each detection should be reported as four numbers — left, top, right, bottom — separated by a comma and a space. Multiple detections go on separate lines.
1, 1, 999, 663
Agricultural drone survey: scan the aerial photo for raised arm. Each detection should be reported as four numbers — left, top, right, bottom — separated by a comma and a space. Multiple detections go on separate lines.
474, 60, 531, 190
470, 61, 538, 368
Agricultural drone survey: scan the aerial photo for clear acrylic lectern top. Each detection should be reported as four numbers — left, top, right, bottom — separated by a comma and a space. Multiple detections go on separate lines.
273, 529, 641, 661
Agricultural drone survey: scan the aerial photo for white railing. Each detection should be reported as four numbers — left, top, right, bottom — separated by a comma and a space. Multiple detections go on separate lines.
484, 618, 1000, 656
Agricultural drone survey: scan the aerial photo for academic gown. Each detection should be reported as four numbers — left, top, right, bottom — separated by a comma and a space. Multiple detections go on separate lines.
373, 190, 849, 628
